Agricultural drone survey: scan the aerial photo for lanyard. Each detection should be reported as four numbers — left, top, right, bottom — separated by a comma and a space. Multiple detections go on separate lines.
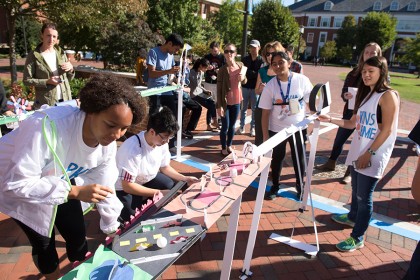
276, 72, 292, 102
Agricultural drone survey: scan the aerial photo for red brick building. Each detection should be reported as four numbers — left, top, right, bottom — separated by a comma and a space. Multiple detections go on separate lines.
289, 0, 420, 63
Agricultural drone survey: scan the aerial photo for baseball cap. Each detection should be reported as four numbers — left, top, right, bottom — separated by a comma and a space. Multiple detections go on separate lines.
249, 39, 260, 48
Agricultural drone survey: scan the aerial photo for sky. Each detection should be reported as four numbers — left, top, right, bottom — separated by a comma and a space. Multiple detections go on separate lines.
253, 0, 295, 7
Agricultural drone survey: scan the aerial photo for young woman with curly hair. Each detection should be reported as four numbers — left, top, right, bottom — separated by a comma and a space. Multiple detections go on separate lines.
0, 73, 148, 279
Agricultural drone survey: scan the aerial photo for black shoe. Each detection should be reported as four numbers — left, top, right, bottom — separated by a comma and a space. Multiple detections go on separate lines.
182, 130, 193, 139
265, 192, 277, 200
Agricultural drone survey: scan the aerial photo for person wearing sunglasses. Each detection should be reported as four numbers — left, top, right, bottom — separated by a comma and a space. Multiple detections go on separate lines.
254, 41, 285, 146
216, 44, 247, 156
115, 106, 199, 221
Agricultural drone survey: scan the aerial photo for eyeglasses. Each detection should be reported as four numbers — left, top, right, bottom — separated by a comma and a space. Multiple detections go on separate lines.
224, 49, 236, 54
266, 52, 275, 57
158, 133, 174, 143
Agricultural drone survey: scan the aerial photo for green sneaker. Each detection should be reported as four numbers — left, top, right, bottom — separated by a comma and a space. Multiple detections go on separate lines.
331, 214, 355, 227
336, 237, 364, 252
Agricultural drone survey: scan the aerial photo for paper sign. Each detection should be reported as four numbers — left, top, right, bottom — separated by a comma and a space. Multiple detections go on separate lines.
169, 231, 179, 236
347, 87, 358, 110
153, 234, 163, 239
240, 66, 247, 78
186, 228, 195, 233
136, 238, 147, 243
120, 240, 130, 247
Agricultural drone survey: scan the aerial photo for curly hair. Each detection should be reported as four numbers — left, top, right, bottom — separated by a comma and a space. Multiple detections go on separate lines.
79, 73, 148, 125
147, 106, 179, 135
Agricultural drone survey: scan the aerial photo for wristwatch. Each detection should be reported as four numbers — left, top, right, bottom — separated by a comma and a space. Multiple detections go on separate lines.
367, 148, 376, 155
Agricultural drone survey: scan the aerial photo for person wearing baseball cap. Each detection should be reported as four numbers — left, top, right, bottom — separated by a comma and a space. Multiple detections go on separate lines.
239, 39, 264, 137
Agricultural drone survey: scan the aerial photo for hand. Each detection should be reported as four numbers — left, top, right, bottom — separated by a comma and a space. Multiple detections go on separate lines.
69, 184, 114, 203
259, 83, 266, 90
206, 90, 212, 96
318, 114, 331, 123
60, 61, 74, 73
169, 66, 180, 74
217, 107, 224, 118
184, 176, 199, 184
344, 92, 353, 100
47, 76, 62, 85
107, 231, 117, 238
238, 73, 245, 82
3, 110, 15, 117
356, 152, 371, 169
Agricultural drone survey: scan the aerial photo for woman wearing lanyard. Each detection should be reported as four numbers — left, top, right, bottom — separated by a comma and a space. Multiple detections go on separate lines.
259, 52, 312, 200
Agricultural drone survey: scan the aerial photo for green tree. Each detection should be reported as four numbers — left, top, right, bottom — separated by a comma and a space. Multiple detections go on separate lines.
211, 0, 244, 47
0, 0, 80, 82
146, 0, 203, 43
401, 34, 420, 78
357, 12, 397, 52
319, 40, 337, 62
335, 15, 357, 52
250, 0, 299, 49
14, 16, 41, 57
337, 45, 353, 62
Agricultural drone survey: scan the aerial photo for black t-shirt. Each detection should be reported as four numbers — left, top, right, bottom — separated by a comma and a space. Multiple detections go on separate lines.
409, 120, 420, 146
203, 53, 225, 84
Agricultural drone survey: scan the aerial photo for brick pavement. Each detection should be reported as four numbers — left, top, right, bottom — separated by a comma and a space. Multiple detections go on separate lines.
0, 61, 419, 279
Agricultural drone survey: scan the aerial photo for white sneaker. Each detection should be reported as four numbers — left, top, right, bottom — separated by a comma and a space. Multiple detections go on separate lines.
250, 128, 255, 137
237, 127, 245, 135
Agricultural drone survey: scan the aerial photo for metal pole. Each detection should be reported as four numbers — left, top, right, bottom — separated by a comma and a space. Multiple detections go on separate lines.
22, 15, 28, 56
241, 0, 250, 58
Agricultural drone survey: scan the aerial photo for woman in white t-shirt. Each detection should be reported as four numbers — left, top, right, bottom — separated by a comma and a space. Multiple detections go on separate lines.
258, 51, 312, 201
0, 73, 148, 279
23, 22, 75, 109
116, 107, 199, 221
319, 56, 399, 252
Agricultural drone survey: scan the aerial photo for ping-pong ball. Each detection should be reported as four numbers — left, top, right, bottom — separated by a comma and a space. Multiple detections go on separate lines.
157, 237, 168, 248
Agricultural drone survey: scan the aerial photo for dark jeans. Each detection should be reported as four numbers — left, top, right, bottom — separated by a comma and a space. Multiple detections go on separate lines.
193, 96, 216, 125
117, 172, 175, 221
254, 107, 263, 146
403, 242, 420, 280
181, 96, 202, 131
13, 199, 88, 274
269, 130, 306, 193
220, 104, 240, 149
330, 108, 354, 161
348, 167, 379, 243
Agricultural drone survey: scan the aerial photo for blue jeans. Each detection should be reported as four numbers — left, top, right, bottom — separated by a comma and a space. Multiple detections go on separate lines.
240, 87, 257, 129
220, 104, 240, 149
330, 107, 354, 160
348, 167, 379, 242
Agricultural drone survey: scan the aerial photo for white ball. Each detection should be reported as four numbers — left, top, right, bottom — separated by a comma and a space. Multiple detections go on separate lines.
156, 237, 168, 248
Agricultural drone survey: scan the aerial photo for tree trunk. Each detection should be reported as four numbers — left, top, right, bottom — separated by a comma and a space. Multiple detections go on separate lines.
7, 15, 17, 83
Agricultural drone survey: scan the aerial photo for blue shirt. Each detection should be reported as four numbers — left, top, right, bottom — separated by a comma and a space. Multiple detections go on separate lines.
146, 47, 175, 95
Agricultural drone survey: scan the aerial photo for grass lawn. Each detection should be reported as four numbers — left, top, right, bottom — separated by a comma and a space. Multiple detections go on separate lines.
338, 72, 420, 104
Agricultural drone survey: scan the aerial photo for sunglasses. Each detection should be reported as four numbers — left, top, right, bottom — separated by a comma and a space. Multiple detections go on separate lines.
224, 49, 236, 54
266, 52, 275, 57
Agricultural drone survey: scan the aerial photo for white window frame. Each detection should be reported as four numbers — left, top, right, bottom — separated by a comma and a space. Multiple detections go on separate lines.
320, 17, 330, 27
390, 1, 399, 11
408, 1, 416, 11
324, 1, 334, 10
307, 33, 314, 43
334, 17, 343, 27
308, 17, 317, 27
373, 1, 382, 11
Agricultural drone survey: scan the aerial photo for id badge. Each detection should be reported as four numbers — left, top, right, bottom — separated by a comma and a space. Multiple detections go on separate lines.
289, 98, 301, 115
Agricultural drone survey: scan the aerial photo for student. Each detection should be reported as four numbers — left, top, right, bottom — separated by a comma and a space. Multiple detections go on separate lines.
216, 43, 247, 156
259, 51, 312, 200
0, 73, 148, 279
23, 22, 74, 109
319, 56, 400, 252
116, 107, 199, 221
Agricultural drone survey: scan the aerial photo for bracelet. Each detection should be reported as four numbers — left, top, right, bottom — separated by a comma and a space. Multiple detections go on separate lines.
368, 148, 376, 155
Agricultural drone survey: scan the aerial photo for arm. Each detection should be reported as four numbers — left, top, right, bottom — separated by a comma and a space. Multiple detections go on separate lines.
319, 114, 357, 129
341, 70, 358, 102
147, 64, 179, 79
160, 165, 199, 185
121, 180, 159, 197
412, 157, 420, 204
255, 73, 265, 95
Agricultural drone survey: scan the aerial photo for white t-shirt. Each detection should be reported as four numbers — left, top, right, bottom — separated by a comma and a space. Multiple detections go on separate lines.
41, 51, 63, 100
258, 72, 312, 132
0, 106, 122, 237
115, 131, 171, 191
